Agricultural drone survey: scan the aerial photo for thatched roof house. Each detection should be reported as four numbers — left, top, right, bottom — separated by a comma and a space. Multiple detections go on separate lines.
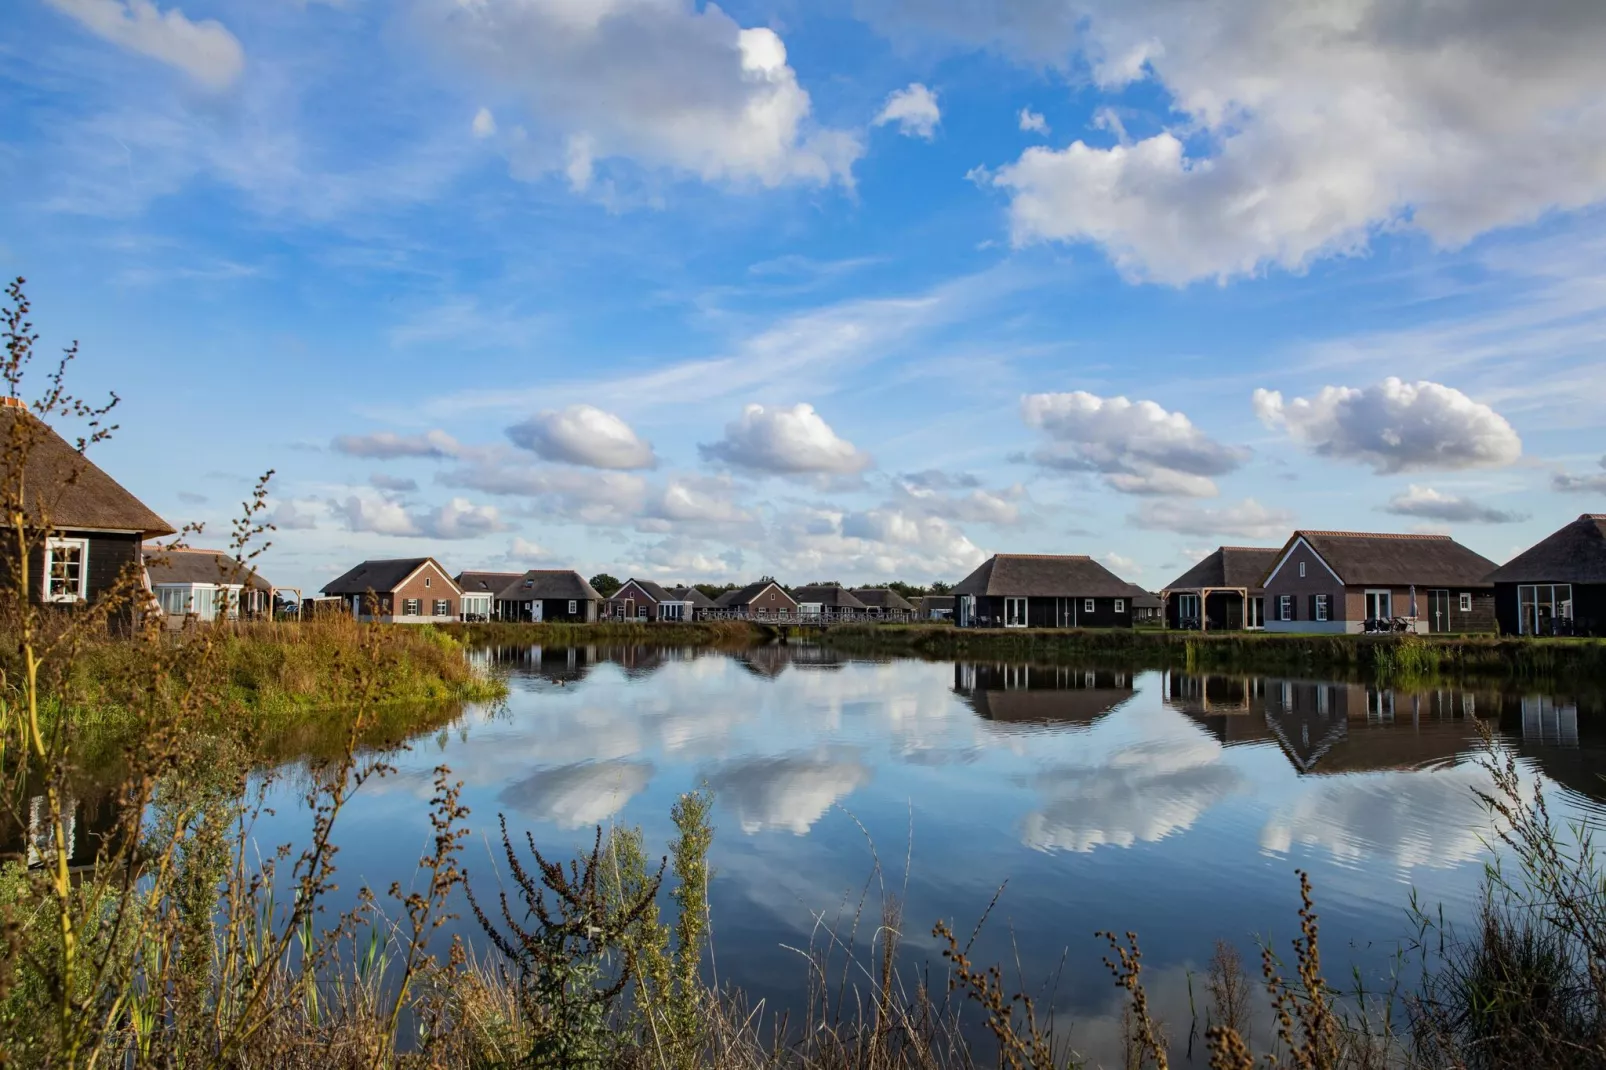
1488, 514, 1606, 636
951, 554, 1140, 629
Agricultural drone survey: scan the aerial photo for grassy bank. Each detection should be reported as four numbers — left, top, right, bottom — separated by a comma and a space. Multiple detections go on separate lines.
445, 618, 763, 648
809, 623, 1606, 685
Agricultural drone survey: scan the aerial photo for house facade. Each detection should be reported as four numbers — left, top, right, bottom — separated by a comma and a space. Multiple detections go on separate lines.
952, 554, 1139, 629
1488, 514, 1606, 636
454, 571, 521, 621
144, 547, 273, 626
792, 584, 868, 621
321, 558, 461, 623
665, 586, 716, 621
0, 400, 175, 612
715, 580, 799, 621
497, 570, 602, 622
1261, 531, 1497, 634
606, 578, 673, 621
1161, 546, 1281, 631
918, 594, 956, 620
852, 588, 916, 619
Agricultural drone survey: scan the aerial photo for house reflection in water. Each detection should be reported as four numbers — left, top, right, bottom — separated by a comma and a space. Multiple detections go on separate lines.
0, 792, 125, 872
952, 662, 1137, 728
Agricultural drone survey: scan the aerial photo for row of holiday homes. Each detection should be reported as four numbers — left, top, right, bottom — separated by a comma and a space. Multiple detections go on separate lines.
7, 399, 1601, 636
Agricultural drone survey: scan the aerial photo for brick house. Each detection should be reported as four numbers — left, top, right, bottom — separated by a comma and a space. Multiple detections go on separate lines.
321, 558, 461, 623
1260, 531, 1497, 634
714, 579, 799, 621
951, 554, 1140, 629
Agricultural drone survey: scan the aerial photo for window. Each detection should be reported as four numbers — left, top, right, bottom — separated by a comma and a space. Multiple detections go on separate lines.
1177, 593, 1201, 624
1279, 595, 1292, 621
403, 599, 421, 616
568, 600, 578, 614
1084, 598, 1095, 613
1459, 592, 1471, 613
1004, 597, 1028, 628
157, 586, 190, 617
1314, 594, 1329, 622
1114, 598, 1126, 613
779, 608, 789, 620
1365, 589, 1392, 621
424, 576, 431, 588
1518, 584, 1573, 635
433, 599, 450, 616
1299, 561, 1306, 578
44, 538, 88, 602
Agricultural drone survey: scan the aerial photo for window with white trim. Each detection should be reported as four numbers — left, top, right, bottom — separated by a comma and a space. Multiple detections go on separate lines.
1279, 594, 1292, 621
1459, 592, 1471, 612
403, 599, 421, 616
433, 599, 450, 616
424, 576, 431, 588
568, 600, 578, 613
1314, 594, 1329, 622
1114, 598, 1125, 613
44, 538, 88, 602
1084, 598, 1095, 613
1299, 561, 1306, 578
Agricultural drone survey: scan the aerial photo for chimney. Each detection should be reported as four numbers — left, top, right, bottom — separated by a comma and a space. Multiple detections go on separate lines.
0, 397, 28, 412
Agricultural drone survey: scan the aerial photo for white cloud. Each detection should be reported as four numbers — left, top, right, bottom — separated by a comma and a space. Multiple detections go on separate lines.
270, 498, 324, 531
1103, 551, 1140, 575
471, 106, 497, 139
874, 83, 941, 139
370, 473, 419, 493
1382, 485, 1526, 524
498, 761, 653, 828
425, 0, 860, 190
1254, 378, 1522, 473
1554, 456, 1606, 493
1018, 107, 1049, 135
441, 461, 649, 525
339, 495, 418, 537
705, 754, 871, 835
1022, 391, 1245, 496
944, 0, 1606, 283
46, 0, 245, 90
332, 430, 463, 460
507, 405, 657, 470
1132, 498, 1294, 540
645, 476, 754, 529
426, 497, 509, 539
775, 506, 986, 581
337, 494, 508, 539
633, 537, 745, 581
894, 472, 1024, 525
700, 403, 872, 475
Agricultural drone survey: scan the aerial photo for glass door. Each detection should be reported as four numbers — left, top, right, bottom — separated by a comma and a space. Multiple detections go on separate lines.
1428, 589, 1451, 633
1004, 597, 1027, 628
1365, 590, 1392, 622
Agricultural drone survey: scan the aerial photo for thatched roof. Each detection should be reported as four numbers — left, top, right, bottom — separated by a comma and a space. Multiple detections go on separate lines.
1130, 590, 1163, 610
610, 578, 672, 603
667, 585, 718, 608
0, 405, 173, 538
920, 595, 956, 611
793, 585, 869, 609
1286, 531, 1497, 588
951, 554, 1136, 597
144, 547, 272, 590
498, 570, 602, 602
323, 558, 455, 595
456, 570, 523, 594
852, 587, 916, 611
1488, 515, 1606, 584
1163, 546, 1281, 593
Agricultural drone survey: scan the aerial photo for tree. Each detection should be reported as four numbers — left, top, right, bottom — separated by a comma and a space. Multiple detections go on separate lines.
929, 580, 953, 594
589, 573, 622, 598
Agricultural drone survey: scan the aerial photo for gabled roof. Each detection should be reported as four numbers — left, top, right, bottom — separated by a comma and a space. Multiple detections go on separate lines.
456, 570, 524, 594
1162, 546, 1281, 594
667, 585, 718, 608
951, 554, 1137, 598
323, 557, 457, 596
498, 569, 603, 601
1130, 590, 1163, 610
1, 404, 174, 538
144, 547, 272, 590
609, 578, 672, 603
920, 594, 957, 610
852, 587, 916, 611
793, 585, 869, 609
1488, 515, 1606, 585
1275, 531, 1498, 588
717, 579, 795, 607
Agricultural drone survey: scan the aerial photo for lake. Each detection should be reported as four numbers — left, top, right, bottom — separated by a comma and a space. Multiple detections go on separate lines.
255, 643, 1606, 1064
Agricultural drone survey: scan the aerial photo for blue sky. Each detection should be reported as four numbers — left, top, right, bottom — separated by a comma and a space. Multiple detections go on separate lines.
4, 0, 1605, 594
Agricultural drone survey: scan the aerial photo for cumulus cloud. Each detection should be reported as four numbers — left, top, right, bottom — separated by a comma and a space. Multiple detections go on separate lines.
507, 405, 657, 470
941, 0, 1606, 283
1103, 551, 1141, 575
700, 403, 872, 475
471, 106, 496, 139
1022, 391, 1246, 496
644, 476, 755, 530
1382, 485, 1526, 524
705, 753, 871, 834
1254, 378, 1522, 473
332, 429, 462, 460
1018, 107, 1049, 134
874, 83, 941, 139
441, 461, 649, 525
1553, 456, 1606, 494
338, 494, 508, 539
499, 761, 654, 828
775, 506, 986, 580
46, 0, 245, 90
894, 472, 1024, 525
425, 0, 860, 190
1132, 498, 1294, 540
370, 473, 419, 493
270, 498, 324, 531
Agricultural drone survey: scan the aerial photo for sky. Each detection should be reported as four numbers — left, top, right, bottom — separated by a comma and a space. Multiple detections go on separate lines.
3, 0, 1606, 595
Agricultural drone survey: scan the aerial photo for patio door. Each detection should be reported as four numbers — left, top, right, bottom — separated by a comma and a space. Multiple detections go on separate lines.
530, 601, 543, 623
1004, 597, 1028, 628
1365, 590, 1392, 622
1428, 589, 1451, 633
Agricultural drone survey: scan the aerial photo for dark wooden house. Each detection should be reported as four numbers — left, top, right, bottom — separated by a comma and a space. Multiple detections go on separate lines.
496, 570, 602, 623
1161, 546, 1281, 630
792, 584, 868, 620
0, 399, 174, 610
1488, 514, 1606, 636
951, 554, 1140, 629
1261, 530, 1497, 634
852, 587, 916, 619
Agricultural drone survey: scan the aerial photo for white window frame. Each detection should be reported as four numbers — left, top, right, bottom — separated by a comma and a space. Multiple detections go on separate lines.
403, 598, 421, 616
1084, 598, 1095, 613
1004, 596, 1028, 628
1299, 561, 1306, 578
1315, 594, 1329, 622
1365, 589, 1392, 620
433, 599, 450, 616
1278, 594, 1292, 621
1114, 598, 1126, 613
568, 600, 578, 614
424, 576, 431, 588
1458, 592, 1471, 613
44, 537, 89, 603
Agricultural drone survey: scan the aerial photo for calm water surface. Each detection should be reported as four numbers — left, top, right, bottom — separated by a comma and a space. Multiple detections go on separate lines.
254, 645, 1606, 1064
